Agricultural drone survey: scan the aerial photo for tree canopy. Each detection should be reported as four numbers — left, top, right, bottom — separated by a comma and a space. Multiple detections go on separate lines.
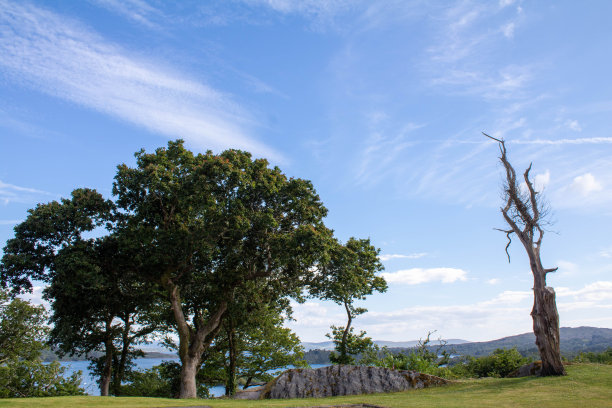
112, 140, 332, 397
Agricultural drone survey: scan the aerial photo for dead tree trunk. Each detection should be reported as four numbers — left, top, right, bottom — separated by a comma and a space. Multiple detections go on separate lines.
485, 132, 565, 376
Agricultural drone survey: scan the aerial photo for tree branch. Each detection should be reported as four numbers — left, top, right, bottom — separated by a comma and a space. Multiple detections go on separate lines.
494, 228, 514, 263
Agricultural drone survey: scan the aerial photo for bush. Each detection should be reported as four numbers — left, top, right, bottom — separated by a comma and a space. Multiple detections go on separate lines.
0, 360, 84, 398
462, 348, 530, 378
574, 348, 612, 364
360, 331, 451, 377
120, 361, 210, 398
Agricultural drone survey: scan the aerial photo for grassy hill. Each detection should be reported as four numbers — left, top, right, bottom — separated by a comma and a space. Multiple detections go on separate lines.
0, 364, 610, 407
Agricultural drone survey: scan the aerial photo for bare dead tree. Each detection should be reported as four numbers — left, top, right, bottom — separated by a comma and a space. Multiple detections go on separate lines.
484, 132, 566, 376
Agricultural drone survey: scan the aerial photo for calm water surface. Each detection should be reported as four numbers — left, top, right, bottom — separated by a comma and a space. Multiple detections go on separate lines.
60, 359, 327, 397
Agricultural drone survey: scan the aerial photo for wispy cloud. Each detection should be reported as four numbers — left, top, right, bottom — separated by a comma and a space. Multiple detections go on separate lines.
0, 0, 281, 161
380, 252, 427, 262
381, 267, 468, 285
241, 0, 351, 20
514, 137, 612, 145
0, 180, 53, 205
0, 219, 22, 225
426, 2, 529, 100
90, 0, 161, 28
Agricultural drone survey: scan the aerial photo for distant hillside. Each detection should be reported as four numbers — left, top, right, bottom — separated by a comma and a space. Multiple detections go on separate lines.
301, 338, 468, 351
441, 327, 612, 358
302, 327, 612, 364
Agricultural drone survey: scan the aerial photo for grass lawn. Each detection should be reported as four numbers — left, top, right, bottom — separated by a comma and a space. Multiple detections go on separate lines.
1, 364, 610, 408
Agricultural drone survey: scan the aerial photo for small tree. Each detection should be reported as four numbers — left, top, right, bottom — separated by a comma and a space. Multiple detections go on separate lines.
0, 290, 84, 398
485, 133, 565, 376
313, 237, 387, 365
0, 290, 48, 364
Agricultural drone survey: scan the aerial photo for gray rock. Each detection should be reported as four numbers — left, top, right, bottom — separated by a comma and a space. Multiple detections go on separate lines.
253, 365, 448, 399
507, 361, 542, 377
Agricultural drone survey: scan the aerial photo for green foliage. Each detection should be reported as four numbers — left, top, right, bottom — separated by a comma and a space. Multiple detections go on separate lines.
359, 332, 451, 376
0, 290, 48, 364
199, 301, 308, 395
327, 326, 375, 365
574, 348, 612, 364
313, 238, 387, 309
113, 140, 333, 397
0, 292, 84, 398
314, 238, 386, 365
0, 360, 84, 398
120, 361, 209, 398
460, 347, 530, 378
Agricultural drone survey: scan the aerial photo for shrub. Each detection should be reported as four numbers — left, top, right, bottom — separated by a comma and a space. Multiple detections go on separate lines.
120, 361, 210, 398
0, 360, 84, 398
463, 348, 530, 378
574, 348, 612, 364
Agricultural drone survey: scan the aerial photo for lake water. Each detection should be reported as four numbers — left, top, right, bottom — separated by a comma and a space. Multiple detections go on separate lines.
60, 358, 327, 397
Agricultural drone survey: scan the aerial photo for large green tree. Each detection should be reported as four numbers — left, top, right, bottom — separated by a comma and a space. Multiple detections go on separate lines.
313, 237, 387, 365
0, 189, 160, 396
113, 140, 331, 398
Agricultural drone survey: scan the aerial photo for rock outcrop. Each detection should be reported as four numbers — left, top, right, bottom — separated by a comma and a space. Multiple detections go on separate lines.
507, 361, 543, 378
238, 365, 448, 399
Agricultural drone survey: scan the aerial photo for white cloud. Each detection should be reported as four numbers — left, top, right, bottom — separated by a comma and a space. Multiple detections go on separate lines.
379, 252, 427, 262
0, 0, 281, 161
0, 219, 22, 225
17, 285, 50, 311
484, 290, 531, 305
556, 281, 612, 302
534, 170, 550, 191
569, 173, 603, 195
0, 180, 52, 205
566, 119, 582, 132
487, 278, 500, 285
499, 0, 516, 7
501, 22, 515, 38
288, 281, 612, 342
556, 260, 578, 276
381, 267, 468, 285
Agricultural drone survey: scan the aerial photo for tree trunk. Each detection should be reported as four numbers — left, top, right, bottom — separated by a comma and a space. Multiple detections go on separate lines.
178, 357, 200, 399
163, 275, 228, 398
532, 285, 565, 375
225, 322, 237, 396
112, 318, 131, 396
341, 301, 353, 362
524, 244, 565, 376
100, 334, 113, 396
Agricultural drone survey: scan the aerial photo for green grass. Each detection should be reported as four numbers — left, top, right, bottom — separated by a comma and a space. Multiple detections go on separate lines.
1, 364, 611, 408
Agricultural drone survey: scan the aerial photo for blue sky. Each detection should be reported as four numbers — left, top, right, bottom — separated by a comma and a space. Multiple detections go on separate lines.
1, 0, 611, 342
